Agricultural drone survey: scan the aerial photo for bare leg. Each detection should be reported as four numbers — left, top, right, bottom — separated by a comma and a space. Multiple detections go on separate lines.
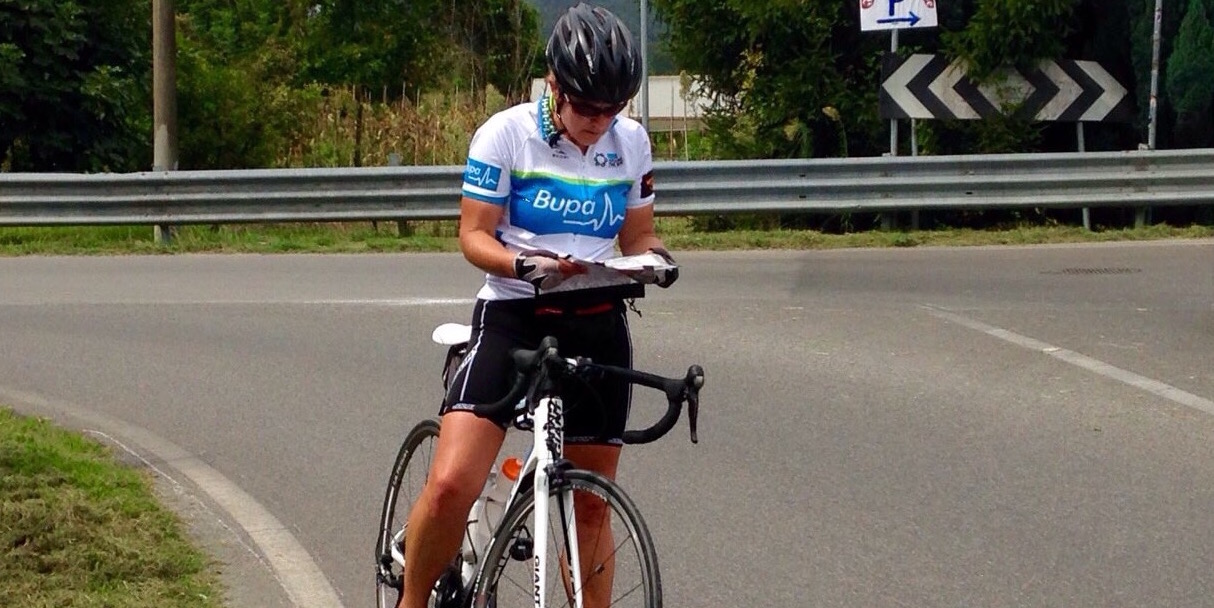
563, 444, 621, 608
398, 412, 505, 608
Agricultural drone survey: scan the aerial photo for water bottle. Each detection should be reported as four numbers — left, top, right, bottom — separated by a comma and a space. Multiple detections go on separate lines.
464, 456, 523, 565
463, 473, 495, 566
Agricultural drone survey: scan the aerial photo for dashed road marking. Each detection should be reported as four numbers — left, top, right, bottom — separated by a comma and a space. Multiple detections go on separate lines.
922, 305, 1214, 416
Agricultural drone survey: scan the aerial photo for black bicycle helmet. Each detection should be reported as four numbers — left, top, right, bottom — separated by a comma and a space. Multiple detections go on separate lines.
545, 3, 643, 105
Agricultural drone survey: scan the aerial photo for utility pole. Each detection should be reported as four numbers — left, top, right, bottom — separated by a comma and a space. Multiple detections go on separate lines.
1148, 0, 1162, 150
153, 0, 178, 245
1139, 0, 1163, 230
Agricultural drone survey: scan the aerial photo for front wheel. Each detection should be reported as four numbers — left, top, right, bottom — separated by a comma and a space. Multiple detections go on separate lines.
375, 418, 442, 608
471, 469, 661, 608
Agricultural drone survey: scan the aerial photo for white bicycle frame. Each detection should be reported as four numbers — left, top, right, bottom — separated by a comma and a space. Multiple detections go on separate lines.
431, 323, 588, 608
522, 388, 586, 608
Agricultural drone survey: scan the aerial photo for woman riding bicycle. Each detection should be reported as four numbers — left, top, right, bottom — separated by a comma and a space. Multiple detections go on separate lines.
396, 4, 677, 608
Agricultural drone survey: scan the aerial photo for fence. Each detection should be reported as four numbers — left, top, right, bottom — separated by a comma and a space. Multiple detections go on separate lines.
2, 149, 1212, 227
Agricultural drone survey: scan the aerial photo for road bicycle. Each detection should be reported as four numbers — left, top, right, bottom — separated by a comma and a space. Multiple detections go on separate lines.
375, 321, 703, 608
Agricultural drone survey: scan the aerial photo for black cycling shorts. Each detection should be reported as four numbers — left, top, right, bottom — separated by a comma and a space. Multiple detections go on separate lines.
440, 297, 633, 446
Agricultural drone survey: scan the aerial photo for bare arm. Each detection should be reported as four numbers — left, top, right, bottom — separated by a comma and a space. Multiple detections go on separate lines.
616, 203, 667, 256
458, 197, 516, 278
458, 197, 581, 284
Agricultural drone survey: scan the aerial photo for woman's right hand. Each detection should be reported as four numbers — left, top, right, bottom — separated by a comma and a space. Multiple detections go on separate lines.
514, 250, 584, 291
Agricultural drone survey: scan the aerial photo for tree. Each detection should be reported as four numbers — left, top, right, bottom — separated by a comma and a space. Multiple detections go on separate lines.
650, 0, 886, 159
297, 0, 444, 94
446, 0, 544, 103
172, 0, 306, 169
0, 0, 151, 172
1165, 0, 1214, 146
942, 0, 1078, 81
481, 0, 545, 103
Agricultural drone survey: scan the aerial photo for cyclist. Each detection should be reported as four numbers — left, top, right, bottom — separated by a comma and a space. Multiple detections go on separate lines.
397, 4, 677, 607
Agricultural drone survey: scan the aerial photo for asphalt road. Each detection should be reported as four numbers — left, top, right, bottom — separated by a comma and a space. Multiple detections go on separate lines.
2, 240, 1213, 608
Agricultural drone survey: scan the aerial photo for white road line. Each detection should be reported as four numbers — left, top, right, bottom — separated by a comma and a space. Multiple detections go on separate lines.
922, 305, 1214, 416
0, 385, 345, 608
0, 297, 475, 307
300, 298, 474, 306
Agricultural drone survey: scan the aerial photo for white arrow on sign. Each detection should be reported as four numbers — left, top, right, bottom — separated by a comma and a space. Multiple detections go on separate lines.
1078, 61, 1130, 121
1037, 61, 1084, 120
931, 64, 982, 120
881, 54, 935, 118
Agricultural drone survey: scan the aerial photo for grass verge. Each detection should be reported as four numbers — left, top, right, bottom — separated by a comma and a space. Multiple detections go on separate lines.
0, 407, 224, 608
0, 220, 1212, 255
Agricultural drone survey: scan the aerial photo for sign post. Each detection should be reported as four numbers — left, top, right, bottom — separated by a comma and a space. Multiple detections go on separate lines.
861, 0, 938, 155
861, 0, 937, 229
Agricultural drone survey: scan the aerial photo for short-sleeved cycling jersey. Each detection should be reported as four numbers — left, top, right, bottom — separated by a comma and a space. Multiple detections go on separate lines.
461, 93, 655, 301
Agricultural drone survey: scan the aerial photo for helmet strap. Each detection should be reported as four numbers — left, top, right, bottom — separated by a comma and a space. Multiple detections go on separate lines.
543, 91, 567, 147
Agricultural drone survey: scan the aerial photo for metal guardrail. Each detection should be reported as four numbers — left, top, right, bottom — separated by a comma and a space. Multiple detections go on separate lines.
1, 149, 1212, 226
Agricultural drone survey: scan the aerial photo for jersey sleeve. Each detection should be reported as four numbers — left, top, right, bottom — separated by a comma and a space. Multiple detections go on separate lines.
627, 135, 655, 209
462, 117, 514, 205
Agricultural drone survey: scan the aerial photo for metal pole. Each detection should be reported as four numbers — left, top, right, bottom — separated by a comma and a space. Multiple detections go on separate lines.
640, 0, 650, 132
153, 0, 178, 245
1148, 0, 1162, 150
884, 29, 899, 231
889, 29, 899, 158
911, 113, 919, 230
1141, 0, 1162, 229
1078, 123, 1091, 231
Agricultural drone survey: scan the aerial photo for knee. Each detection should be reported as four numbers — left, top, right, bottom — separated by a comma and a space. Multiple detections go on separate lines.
420, 470, 481, 518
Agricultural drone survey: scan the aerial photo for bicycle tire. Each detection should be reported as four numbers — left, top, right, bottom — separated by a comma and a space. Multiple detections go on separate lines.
375, 418, 442, 608
471, 469, 662, 608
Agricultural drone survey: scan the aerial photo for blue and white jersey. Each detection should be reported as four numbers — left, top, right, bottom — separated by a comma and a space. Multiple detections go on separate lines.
462, 94, 655, 301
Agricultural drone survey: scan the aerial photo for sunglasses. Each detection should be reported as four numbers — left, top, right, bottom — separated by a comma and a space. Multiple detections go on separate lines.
563, 95, 627, 118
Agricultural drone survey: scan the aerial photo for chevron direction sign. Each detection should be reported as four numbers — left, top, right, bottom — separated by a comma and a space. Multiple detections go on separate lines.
880, 53, 1133, 122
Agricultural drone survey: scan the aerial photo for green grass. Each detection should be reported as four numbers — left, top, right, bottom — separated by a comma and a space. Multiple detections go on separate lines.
0, 408, 225, 608
0, 219, 1211, 256
0, 223, 459, 255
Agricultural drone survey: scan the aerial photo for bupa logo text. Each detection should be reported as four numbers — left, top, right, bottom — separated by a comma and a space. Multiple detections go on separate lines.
531, 188, 624, 232
533, 189, 596, 216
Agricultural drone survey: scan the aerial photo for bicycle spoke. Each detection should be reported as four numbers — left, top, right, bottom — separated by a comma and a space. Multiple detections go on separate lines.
474, 471, 659, 608
611, 583, 644, 606
375, 419, 442, 608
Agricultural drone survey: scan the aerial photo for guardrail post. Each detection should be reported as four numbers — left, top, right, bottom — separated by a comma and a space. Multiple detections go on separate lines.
1078, 123, 1092, 231
1135, 208, 1148, 229
386, 152, 413, 237
154, 225, 174, 245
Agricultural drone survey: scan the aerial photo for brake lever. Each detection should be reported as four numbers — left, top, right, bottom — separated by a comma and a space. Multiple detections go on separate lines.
685, 365, 704, 444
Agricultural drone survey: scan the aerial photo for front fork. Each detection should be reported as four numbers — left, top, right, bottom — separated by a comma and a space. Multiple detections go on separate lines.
531, 394, 584, 608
